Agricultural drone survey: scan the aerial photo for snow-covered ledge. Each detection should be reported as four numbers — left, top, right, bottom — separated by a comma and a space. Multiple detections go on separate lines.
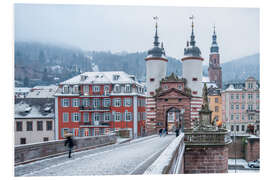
144, 133, 185, 174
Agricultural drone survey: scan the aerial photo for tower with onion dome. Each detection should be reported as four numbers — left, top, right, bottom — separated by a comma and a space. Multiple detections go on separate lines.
145, 16, 168, 96
208, 25, 222, 89
181, 16, 204, 97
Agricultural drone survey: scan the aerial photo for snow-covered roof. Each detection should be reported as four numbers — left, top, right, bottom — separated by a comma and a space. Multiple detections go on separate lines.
15, 102, 54, 119
60, 71, 143, 86
26, 85, 58, 99
224, 84, 242, 91
15, 87, 31, 93
202, 76, 210, 83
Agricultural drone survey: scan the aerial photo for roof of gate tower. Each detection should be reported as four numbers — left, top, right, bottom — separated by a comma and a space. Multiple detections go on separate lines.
146, 20, 166, 59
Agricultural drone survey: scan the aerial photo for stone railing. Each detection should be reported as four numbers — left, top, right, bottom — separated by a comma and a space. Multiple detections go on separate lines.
144, 133, 185, 174
15, 135, 116, 165
184, 129, 232, 146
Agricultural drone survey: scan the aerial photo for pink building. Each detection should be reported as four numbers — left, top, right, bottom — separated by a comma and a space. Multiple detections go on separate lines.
222, 77, 260, 135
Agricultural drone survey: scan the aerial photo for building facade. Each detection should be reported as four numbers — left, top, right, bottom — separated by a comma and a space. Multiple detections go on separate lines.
54, 71, 146, 140
208, 87, 222, 125
222, 77, 260, 135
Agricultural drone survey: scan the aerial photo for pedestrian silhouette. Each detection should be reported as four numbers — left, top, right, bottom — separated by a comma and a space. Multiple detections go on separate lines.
175, 128, 179, 137
64, 133, 74, 158
159, 128, 163, 137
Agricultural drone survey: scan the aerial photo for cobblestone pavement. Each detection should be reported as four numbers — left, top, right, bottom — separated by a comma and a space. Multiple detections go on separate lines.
15, 135, 175, 176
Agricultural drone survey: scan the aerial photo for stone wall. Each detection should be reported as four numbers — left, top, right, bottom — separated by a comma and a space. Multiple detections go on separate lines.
15, 135, 116, 165
245, 136, 260, 162
184, 146, 229, 173
228, 136, 247, 159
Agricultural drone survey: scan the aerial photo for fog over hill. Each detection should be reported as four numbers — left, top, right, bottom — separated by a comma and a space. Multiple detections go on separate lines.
14, 42, 259, 87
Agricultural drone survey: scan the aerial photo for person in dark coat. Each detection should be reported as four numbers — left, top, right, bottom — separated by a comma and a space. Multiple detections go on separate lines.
159, 128, 163, 137
64, 135, 74, 158
175, 128, 179, 137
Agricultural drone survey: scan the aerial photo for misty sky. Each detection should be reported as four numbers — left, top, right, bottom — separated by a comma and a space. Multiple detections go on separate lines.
14, 4, 259, 64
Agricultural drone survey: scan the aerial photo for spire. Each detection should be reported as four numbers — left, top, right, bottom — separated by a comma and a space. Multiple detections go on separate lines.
210, 24, 219, 53
189, 15, 196, 46
153, 16, 160, 47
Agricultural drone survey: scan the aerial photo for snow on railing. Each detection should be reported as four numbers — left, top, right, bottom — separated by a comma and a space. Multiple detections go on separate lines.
144, 133, 185, 174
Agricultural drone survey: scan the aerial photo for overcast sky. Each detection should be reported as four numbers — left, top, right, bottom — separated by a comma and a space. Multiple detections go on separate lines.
14, 4, 259, 64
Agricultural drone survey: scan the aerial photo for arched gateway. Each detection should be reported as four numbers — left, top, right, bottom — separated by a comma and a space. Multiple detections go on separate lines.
155, 73, 192, 133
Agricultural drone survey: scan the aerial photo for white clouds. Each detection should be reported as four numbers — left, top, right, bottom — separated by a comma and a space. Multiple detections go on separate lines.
14, 4, 259, 63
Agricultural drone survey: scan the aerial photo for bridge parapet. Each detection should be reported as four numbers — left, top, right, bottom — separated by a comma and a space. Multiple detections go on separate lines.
144, 133, 185, 174
15, 135, 116, 165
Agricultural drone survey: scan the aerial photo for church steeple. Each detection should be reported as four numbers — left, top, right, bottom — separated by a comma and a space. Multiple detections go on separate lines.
210, 25, 219, 53
153, 20, 160, 47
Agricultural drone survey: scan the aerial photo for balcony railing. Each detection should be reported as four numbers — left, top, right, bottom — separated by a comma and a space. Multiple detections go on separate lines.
79, 106, 111, 111
246, 110, 259, 114
79, 120, 110, 126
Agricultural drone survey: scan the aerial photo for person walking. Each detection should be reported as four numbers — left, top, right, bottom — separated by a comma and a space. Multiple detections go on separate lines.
64, 133, 74, 158
162, 128, 166, 137
159, 128, 163, 137
175, 128, 179, 137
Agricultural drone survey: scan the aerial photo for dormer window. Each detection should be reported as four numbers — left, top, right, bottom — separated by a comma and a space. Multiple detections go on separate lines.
114, 84, 121, 93
63, 85, 69, 94
73, 85, 79, 94
104, 85, 110, 95
93, 86, 100, 93
80, 75, 87, 81
125, 84, 131, 93
113, 75, 120, 81
83, 85, 89, 95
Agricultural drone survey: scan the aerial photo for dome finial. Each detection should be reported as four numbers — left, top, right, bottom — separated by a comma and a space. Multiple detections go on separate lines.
189, 15, 196, 46
153, 16, 160, 47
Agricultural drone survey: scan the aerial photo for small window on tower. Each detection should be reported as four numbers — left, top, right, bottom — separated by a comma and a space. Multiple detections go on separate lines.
193, 91, 198, 95
150, 92, 154, 96
150, 78, 155, 82
192, 77, 198, 81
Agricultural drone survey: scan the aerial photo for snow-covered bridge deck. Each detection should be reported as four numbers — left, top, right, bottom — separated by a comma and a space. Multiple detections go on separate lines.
15, 135, 175, 176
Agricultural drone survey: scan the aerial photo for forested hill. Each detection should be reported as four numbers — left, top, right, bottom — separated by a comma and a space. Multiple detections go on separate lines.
14, 41, 259, 87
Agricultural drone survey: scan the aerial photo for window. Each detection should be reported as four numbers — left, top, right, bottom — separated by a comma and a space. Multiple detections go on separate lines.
93, 86, 100, 92
256, 93, 259, 99
83, 85, 89, 95
248, 104, 253, 110
113, 75, 120, 81
62, 128, 70, 138
43, 137, 49, 142
231, 94, 234, 100
37, 121, 43, 131
125, 85, 131, 93
73, 85, 79, 94
114, 85, 121, 93
248, 94, 253, 100
192, 91, 197, 95
62, 99, 70, 107
114, 98, 121, 107
46, 121, 52, 131
26, 121, 32, 131
178, 98, 182, 102
104, 85, 110, 94
83, 112, 89, 122
104, 98, 111, 107
192, 77, 198, 81
236, 114, 239, 120
248, 83, 253, 89
104, 113, 111, 121
236, 125, 239, 132
150, 78, 155, 82
215, 106, 219, 112
63, 112, 69, 122
124, 98, 132, 107
115, 112, 122, 121
231, 114, 234, 120
231, 125, 234, 131
256, 104, 259, 110
242, 125, 245, 131
164, 85, 168, 90
242, 94, 245, 100
63, 85, 69, 94
72, 113, 80, 122
248, 115, 253, 120
16, 121, 22, 131
82, 99, 90, 107
165, 98, 168, 102
178, 85, 182, 90
125, 111, 132, 121
236, 104, 239, 110
215, 98, 218, 103
150, 92, 154, 96
93, 98, 100, 107
242, 114, 245, 120
72, 98, 80, 107
231, 104, 234, 110
242, 104, 245, 110
236, 94, 239, 99
20, 138, 26, 144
